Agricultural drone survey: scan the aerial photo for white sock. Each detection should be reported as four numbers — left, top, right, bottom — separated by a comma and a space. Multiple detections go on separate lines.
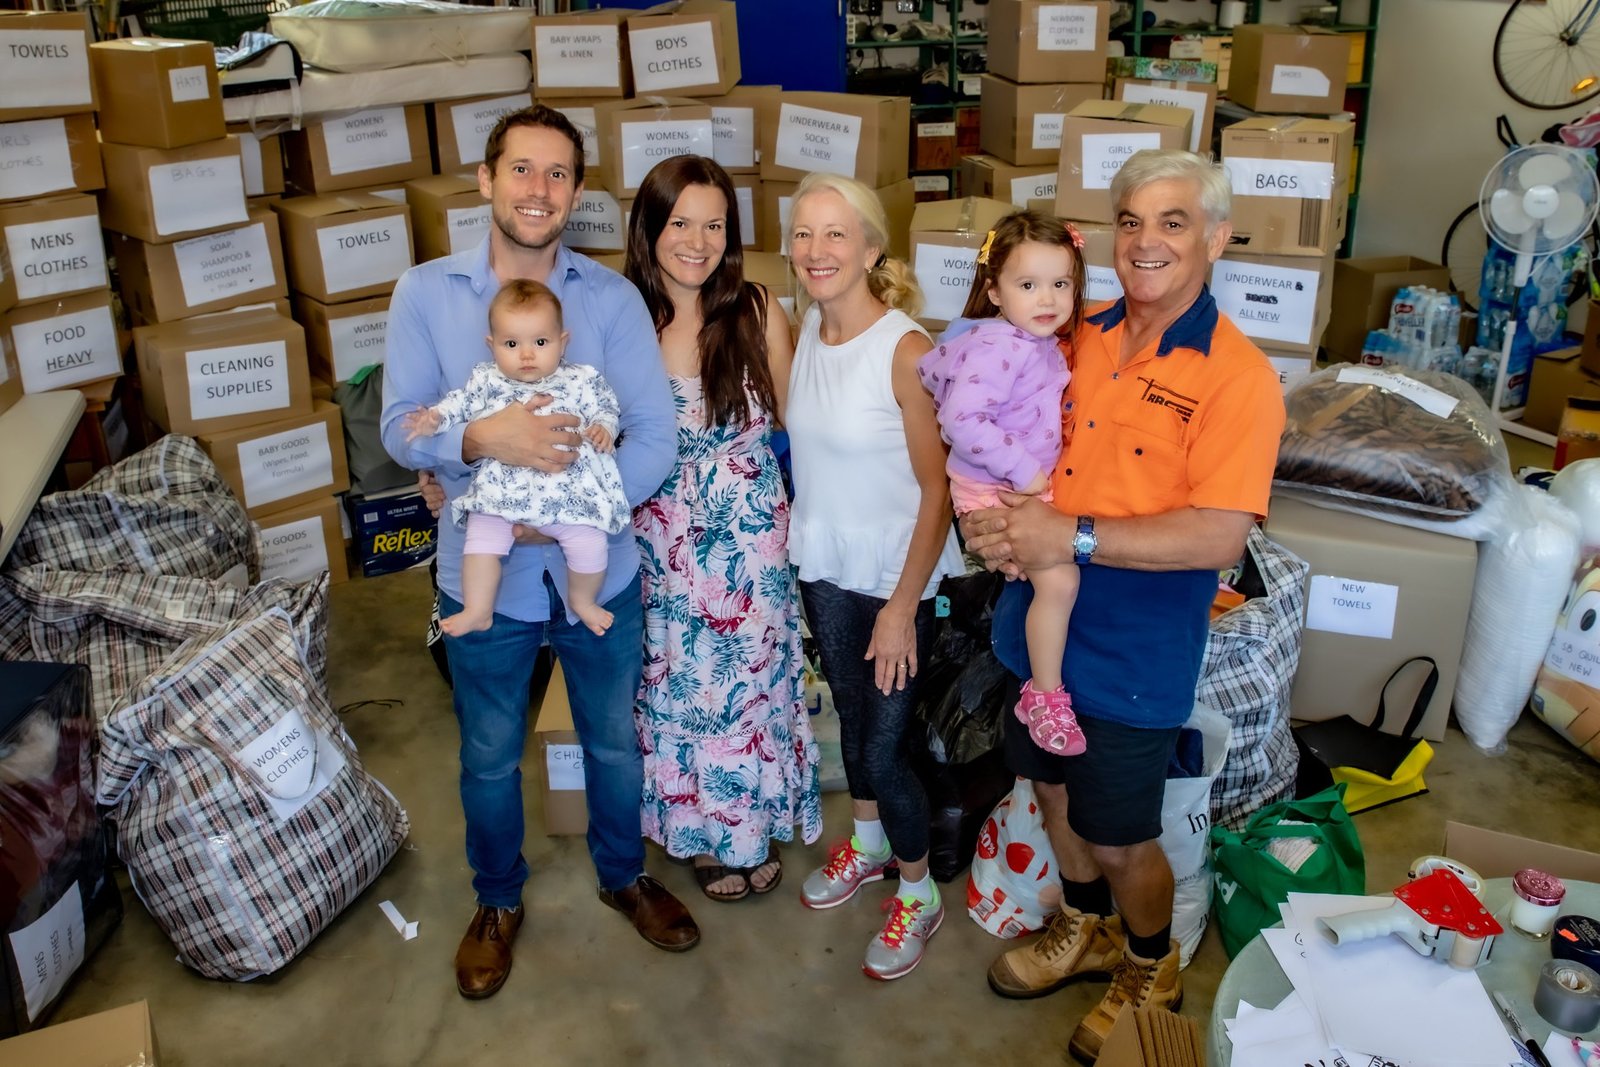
852, 819, 888, 855
898, 872, 938, 905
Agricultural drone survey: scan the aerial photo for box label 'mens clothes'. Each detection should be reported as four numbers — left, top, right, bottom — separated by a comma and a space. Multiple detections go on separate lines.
5, 212, 105, 301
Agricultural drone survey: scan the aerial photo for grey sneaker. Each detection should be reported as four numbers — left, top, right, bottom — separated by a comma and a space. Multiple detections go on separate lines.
800, 838, 894, 910
862, 894, 944, 980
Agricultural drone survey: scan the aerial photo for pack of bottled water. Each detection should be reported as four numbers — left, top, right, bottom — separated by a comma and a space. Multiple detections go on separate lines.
1358, 286, 1498, 404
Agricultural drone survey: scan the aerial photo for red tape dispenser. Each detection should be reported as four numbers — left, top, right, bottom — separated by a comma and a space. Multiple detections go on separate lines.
1318, 868, 1503, 968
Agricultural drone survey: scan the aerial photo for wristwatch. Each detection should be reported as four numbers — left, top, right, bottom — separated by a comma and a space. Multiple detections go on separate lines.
1072, 515, 1098, 566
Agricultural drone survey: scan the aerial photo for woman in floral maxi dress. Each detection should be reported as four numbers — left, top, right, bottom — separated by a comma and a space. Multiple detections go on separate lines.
625, 156, 822, 901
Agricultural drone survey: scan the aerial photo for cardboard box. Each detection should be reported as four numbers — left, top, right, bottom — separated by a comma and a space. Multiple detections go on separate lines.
272, 193, 414, 303
1112, 77, 1217, 156
760, 92, 912, 188
1106, 56, 1217, 84
705, 85, 778, 175
0, 11, 96, 123
404, 173, 490, 262
542, 98, 606, 175
1, 289, 121, 394
98, 137, 248, 244
594, 97, 714, 197
1222, 117, 1355, 257
284, 105, 431, 195
90, 38, 223, 149
111, 210, 287, 324
986, 1, 1112, 85
344, 485, 435, 577
0, 193, 106, 310
1077, 221, 1123, 305
1325, 256, 1453, 364
1583, 297, 1600, 376
1264, 494, 1477, 742
1258, 346, 1316, 395
730, 172, 760, 249
133, 308, 311, 436
563, 187, 628, 254
0, 112, 103, 204
1211, 250, 1335, 354
908, 196, 1021, 327
531, 10, 632, 99
1524, 348, 1600, 434
1054, 100, 1193, 224
0, 340, 21, 417
1096, 1007, 1202, 1067
1229, 24, 1350, 115
761, 178, 914, 261
228, 124, 284, 198
128, 295, 292, 331
429, 92, 534, 175
914, 119, 957, 171
626, 0, 741, 98
1558, 397, 1600, 468
0, 1001, 158, 1064
535, 660, 587, 835
1443, 821, 1600, 883
959, 153, 1058, 208
979, 76, 1103, 167
197, 398, 350, 516
256, 494, 348, 585
292, 293, 391, 385
1201, 35, 1233, 93
744, 249, 795, 322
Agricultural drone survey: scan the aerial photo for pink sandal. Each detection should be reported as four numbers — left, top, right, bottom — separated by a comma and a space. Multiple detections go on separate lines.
1015, 679, 1087, 756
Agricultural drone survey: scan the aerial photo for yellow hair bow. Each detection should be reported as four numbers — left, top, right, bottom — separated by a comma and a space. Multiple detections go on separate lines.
976, 229, 997, 266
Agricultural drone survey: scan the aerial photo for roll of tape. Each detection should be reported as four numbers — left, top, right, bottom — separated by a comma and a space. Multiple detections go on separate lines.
1534, 959, 1600, 1033
1555, 915, 1600, 972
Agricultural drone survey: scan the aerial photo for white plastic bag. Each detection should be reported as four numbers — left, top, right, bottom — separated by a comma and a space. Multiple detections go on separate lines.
966, 778, 1060, 939
1159, 702, 1231, 968
1456, 486, 1582, 753
1551, 459, 1600, 555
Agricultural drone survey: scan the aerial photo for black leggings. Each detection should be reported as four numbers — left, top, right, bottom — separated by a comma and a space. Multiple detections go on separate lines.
801, 579, 935, 863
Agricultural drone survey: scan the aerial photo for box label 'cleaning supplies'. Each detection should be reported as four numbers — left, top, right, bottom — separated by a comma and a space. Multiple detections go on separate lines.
187, 340, 291, 420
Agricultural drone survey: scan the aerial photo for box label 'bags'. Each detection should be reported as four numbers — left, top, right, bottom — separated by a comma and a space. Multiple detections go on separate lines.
238, 420, 334, 508
260, 514, 330, 583
448, 94, 530, 170
0, 30, 92, 111
774, 104, 861, 179
322, 108, 412, 177
13, 301, 118, 390
535, 25, 622, 90
1082, 132, 1162, 189
621, 118, 714, 190
175, 221, 277, 305
711, 105, 756, 169
1226, 156, 1336, 200
0, 118, 73, 200
1119, 83, 1209, 153
1212, 258, 1321, 345
1271, 65, 1331, 97
631, 22, 718, 93
316, 217, 410, 293
913, 244, 979, 323
5, 882, 84, 1022
329, 310, 387, 381
187, 340, 291, 420
6, 213, 106, 301
1039, 5, 1098, 51
148, 155, 247, 237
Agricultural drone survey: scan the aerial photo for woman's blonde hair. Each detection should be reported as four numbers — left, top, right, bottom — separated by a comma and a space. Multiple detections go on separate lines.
790, 172, 922, 318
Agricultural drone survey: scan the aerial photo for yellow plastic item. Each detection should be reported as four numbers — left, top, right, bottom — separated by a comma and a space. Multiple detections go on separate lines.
1330, 739, 1434, 813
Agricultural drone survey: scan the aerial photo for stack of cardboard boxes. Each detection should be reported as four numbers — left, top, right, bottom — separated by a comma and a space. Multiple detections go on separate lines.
0, 12, 112, 427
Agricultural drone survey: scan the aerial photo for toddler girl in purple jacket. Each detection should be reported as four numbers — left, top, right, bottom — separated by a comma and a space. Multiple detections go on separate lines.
917, 210, 1087, 756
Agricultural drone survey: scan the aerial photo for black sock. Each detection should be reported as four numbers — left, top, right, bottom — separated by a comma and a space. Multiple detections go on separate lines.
1126, 924, 1172, 962
1060, 875, 1113, 917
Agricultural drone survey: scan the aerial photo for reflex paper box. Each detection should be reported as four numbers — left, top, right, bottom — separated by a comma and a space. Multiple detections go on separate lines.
532, 10, 631, 99
1222, 116, 1355, 257
1211, 250, 1334, 354
272, 193, 414, 303
0, 193, 107, 310
429, 92, 533, 175
704, 85, 777, 175
1, 290, 121, 394
98, 137, 248, 244
1112, 77, 1217, 156
228, 125, 285, 198
761, 93, 911, 188
908, 197, 1023, 328
0, 113, 104, 204
292, 293, 391, 385
256, 494, 348, 585
133, 308, 312, 436
197, 399, 350, 516
404, 174, 491, 262
595, 97, 714, 198
284, 106, 432, 195
1229, 24, 1350, 115
0, 11, 96, 123
959, 153, 1058, 208
986, 1, 1112, 85
110, 211, 288, 323
1054, 100, 1192, 224
563, 188, 627, 253
345, 486, 436, 578
979, 76, 1103, 167
91, 38, 224, 149
626, 0, 741, 98
761, 178, 914, 261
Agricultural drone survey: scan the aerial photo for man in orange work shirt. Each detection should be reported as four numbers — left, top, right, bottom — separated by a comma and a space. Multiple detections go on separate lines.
961, 149, 1286, 1063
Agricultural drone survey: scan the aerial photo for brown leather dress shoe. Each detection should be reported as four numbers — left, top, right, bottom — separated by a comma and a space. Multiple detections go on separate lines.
454, 904, 524, 999
598, 875, 701, 952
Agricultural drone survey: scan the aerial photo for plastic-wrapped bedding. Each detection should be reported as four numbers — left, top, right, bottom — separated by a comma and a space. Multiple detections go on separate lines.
224, 53, 531, 126
1274, 366, 1509, 522
268, 0, 534, 73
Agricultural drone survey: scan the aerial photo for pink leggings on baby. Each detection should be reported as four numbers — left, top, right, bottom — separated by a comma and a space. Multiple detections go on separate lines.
461, 512, 608, 573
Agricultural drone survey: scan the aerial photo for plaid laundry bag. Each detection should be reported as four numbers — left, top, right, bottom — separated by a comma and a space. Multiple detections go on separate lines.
1201, 528, 1308, 832
96, 602, 407, 980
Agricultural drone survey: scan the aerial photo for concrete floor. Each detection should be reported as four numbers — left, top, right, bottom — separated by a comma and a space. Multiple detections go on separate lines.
42, 563, 1600, 1067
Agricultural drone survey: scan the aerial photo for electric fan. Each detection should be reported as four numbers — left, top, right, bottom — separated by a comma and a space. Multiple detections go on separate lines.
1478, 144, 1600, 443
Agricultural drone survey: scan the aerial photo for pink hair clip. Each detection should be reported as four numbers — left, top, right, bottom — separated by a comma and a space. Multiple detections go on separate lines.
1064, 222, 1085, 251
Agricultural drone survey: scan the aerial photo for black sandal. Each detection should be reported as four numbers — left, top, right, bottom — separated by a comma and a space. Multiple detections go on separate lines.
693, 862, 749, 902
742, 843, 783, 895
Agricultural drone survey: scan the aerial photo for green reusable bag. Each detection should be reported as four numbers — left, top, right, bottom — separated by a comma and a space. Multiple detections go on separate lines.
1209, 783, 1366, 958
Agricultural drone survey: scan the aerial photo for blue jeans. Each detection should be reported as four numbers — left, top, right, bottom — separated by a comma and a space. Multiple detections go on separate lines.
440, 572, 647, 905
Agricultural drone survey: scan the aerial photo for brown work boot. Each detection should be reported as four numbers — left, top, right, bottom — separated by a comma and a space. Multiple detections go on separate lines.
1068, 939, 1183, 1064
986, 908, 1124, 999
598, 875, 701, 952
454, 903, 524, 999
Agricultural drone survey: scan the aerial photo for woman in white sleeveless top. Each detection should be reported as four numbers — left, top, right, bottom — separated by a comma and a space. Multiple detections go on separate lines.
784, 173, 964, 981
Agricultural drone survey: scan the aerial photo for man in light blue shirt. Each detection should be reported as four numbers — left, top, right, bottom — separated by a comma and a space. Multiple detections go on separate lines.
382, 107, 699, 1001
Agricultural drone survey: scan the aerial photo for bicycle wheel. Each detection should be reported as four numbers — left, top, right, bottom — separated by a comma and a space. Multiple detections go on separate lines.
1442, 203, 1489, 314
1495, 0, 1600, 110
